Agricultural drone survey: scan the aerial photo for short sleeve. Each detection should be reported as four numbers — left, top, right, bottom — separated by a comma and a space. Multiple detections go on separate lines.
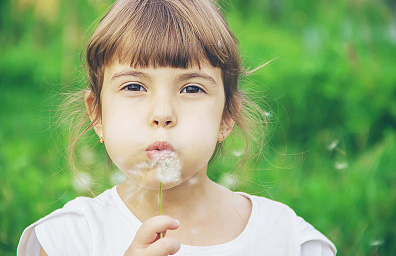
301, 240, 335, 256
18, 208, 93, 256
34, 212, 92, 256
297, 216, 337, 255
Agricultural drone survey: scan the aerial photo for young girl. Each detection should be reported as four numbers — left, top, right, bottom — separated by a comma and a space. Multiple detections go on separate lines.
18, 0, 336, 255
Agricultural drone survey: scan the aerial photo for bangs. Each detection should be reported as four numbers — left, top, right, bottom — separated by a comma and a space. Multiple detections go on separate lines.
87, 0, 240, 71
116, 1, 207, 69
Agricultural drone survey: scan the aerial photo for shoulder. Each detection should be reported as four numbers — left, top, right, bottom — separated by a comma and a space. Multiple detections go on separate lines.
18, 187, 134, 256
244, 193, 298, 223
244, 194, 299, 240
241, 193, 337, 255
17, 196, 96, 256
33, 204, 92, 256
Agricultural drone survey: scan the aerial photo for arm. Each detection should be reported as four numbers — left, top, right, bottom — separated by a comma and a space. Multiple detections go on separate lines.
39, 247, 48, 256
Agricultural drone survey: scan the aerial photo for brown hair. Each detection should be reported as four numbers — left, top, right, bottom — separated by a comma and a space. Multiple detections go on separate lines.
68, 0, 266, 178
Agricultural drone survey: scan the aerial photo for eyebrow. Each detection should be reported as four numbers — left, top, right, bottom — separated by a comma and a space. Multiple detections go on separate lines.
111, 70, 149, 81
111, 70, 217, 85
177, 72, 217, 85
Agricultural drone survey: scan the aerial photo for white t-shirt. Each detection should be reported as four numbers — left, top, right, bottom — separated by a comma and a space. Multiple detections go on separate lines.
18, 186, 337, 256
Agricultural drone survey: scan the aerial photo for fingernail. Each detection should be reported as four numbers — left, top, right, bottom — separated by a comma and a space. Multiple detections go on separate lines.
175, 219, 180, 225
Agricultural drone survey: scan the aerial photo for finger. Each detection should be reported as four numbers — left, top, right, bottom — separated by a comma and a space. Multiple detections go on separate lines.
134, 216, 180, 246
145, 237, 181, 256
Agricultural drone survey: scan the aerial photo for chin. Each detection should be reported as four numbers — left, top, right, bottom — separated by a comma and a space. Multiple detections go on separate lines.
120, 169, 181, 191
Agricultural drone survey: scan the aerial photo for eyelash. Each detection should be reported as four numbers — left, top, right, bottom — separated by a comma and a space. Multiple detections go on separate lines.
121, 83, 206, 94
121, 83, 146, 92
180, 85, 206, 94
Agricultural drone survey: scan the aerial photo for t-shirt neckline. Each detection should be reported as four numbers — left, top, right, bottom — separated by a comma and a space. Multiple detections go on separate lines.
109, 186, 257, 253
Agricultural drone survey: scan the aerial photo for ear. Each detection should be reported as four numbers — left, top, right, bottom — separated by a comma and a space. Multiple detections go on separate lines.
218, 110, 235, 143
85, 91, 103, 139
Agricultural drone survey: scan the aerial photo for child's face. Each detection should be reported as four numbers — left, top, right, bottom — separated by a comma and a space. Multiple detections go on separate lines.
93, 62, 231, 189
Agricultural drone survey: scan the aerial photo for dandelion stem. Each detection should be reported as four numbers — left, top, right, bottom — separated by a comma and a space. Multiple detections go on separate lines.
159, 182, 163, 215
159, 182, 163, 239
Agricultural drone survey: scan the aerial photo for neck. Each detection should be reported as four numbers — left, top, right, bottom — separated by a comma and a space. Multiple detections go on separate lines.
117, 168, 253, 246
117, 168, 226, 222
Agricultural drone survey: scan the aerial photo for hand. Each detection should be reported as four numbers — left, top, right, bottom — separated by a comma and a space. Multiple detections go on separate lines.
124, 215, 181, 256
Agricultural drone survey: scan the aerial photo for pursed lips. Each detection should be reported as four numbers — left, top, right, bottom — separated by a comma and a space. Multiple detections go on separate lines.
146, 141, 175, 159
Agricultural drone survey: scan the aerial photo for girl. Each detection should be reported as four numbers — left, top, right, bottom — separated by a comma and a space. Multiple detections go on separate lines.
18, 0, 337, 255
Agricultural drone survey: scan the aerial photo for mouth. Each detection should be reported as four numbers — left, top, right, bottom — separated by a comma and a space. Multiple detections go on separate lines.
146, 141, 175, 159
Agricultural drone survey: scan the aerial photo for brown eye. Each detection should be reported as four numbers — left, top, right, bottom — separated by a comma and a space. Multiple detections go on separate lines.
122, 83, 146, 91
181, 85, 205, 94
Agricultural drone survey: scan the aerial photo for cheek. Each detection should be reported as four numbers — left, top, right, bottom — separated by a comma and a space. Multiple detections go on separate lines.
189, 119, 219, 142
102, 98, 147, 136
102, 107, 139, 139
177, 104, 223, 152
101, 104, 148, 168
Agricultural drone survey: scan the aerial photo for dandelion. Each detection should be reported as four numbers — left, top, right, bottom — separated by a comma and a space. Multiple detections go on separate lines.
218, 174, 236, 189
110, 170, 126, 185
328, 140, 339, 151
335, 161, 348, 170
264, 111, 273, 119
232, 149, 245, 157
370, 239, 384, 246
72, 172, 93, 193
328, 139, 346, 155
188, 177, 199, 186
154, 151, 181, 184
151, 150, 181, 238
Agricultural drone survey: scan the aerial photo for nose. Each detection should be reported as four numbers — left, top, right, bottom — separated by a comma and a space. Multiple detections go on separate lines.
149, 96, 177, 128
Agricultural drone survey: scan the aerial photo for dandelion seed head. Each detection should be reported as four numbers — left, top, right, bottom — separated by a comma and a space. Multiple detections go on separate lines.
152, 151, 181, 184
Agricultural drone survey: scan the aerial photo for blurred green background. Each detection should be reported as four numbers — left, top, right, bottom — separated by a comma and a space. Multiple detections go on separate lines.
1, 0, 395, 255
